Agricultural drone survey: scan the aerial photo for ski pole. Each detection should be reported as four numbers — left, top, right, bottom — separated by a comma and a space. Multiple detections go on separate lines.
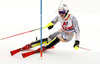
1, 28, 39, 40
1, 25, 49, 40
79, 47, 91, 51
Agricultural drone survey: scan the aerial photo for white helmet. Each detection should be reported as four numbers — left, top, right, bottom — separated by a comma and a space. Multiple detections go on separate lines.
58, 4, 68, 12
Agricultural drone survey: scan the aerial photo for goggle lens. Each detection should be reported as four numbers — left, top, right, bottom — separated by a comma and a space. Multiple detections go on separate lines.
58, 11, 65, 14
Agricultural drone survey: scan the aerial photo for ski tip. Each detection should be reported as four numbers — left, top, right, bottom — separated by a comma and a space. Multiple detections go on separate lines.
10, 51, 14, 56
10, 49, 20, 56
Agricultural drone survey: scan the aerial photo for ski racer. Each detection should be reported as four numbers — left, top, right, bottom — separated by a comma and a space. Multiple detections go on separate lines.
10, 4, 80, 58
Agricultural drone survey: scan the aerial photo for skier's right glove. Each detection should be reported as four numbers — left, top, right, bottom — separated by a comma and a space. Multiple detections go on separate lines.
47, 22, 54, 30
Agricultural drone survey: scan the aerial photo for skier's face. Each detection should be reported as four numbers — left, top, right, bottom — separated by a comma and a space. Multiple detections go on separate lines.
58, 11, 66, 18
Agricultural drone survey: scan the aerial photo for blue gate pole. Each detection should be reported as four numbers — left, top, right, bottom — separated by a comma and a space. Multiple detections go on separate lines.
40, 0, 42, 57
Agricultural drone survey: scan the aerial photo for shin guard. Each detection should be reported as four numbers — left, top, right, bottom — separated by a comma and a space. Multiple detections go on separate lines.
45, 37, 60, 49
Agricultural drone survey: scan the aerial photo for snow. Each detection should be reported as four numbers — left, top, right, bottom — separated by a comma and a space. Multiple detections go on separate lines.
0, 0, 100, 64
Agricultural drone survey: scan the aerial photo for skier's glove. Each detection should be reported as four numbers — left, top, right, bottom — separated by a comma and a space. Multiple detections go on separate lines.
47, 22, 54, 30
73, 40, 80, 50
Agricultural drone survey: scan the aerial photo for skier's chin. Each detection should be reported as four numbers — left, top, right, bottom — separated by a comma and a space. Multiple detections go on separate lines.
60, 14, 65, 18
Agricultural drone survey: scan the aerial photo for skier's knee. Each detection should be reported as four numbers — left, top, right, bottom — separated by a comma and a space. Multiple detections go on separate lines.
57, 34, 66, 42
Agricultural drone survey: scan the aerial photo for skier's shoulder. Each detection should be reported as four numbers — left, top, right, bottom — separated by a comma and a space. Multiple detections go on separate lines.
69, 14, 76, 19
70, 14, 77, 20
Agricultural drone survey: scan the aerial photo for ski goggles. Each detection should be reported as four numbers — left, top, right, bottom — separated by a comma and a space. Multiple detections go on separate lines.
58, 11, 66, 14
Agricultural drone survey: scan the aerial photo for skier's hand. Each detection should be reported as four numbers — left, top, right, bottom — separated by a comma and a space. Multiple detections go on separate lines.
48, 25, 54, 30
46, 22, 54, 30
73, 40, 80, 50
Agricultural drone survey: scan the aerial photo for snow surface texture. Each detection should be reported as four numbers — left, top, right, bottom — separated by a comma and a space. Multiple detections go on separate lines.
0, 0, 100, 64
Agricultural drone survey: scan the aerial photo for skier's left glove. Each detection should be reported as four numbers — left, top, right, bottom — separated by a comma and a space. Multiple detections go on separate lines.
73, 40, 80, 50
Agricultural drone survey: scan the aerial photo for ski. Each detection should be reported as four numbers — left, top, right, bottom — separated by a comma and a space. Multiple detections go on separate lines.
10, 45, 53, 58
22, 50, 36, 58
22, 46, 54, 58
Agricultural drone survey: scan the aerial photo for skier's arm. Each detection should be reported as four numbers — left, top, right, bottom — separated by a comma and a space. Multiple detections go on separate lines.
72, 16, 80, 49
46, 16, 58, 30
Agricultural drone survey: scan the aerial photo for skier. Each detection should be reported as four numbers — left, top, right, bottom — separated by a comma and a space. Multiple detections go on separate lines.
10, 4, 80, 58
